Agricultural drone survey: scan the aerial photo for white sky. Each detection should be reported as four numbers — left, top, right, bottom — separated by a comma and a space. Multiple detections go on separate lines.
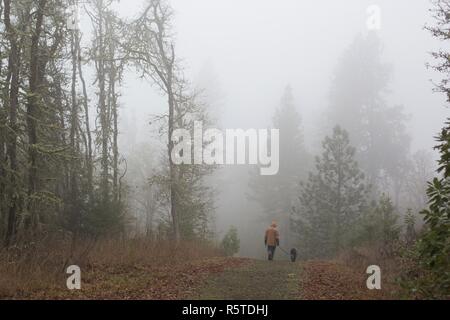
104, 0, 449, 154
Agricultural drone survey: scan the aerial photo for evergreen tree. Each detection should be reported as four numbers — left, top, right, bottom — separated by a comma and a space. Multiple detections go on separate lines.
293, 126, 369, 258
328, 33, 410, 200
248, 86, 310, 247
357, 194, 400, 256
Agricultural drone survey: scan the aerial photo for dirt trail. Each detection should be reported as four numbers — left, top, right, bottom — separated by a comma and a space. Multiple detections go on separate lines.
191, 260, 301, 300
188, 259, 397, 300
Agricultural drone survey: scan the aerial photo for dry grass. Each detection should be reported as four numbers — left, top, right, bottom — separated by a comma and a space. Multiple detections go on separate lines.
0, 236, 222, 299
86, 238, 221, 267
335, 246, 405, 299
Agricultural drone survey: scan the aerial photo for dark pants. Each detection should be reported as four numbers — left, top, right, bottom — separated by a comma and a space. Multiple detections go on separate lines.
267, 245, 276, 261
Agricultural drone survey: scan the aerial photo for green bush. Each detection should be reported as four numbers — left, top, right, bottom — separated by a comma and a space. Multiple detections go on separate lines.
221, 226, 240, 257
356, 194, 400, 253
402, 120, 450, 299
83, 198, 125, 237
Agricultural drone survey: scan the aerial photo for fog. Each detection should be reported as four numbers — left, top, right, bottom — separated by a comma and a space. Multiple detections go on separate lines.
79, 0, 448, 257
2, 0, 450, 301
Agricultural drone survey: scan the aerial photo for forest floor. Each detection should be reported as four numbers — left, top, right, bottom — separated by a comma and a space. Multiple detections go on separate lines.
8, 257, 400, 300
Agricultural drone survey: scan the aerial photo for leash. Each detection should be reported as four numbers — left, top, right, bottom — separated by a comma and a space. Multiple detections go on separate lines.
278, 246, 290, 256
276, 246, 298, 262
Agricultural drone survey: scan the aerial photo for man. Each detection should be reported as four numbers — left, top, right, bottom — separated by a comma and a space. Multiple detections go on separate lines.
264, 221, 279, 261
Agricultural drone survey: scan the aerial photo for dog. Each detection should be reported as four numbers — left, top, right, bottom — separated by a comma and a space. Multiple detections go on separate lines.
290, 248, 297, 262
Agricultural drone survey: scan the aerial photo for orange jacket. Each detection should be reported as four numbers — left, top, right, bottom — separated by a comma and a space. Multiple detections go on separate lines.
265, 225, 279, 247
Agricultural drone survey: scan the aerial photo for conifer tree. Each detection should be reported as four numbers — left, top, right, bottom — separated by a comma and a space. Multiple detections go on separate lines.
293, 126, 369, 258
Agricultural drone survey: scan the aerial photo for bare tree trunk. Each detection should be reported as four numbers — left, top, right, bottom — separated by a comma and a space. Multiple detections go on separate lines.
95, 0, 109, 204
4, 0, 20, 245
112, 79, 119, 203
54, 73, 69, 201
0, 3, 6, 237
96, 0, 109, 203
168, 88, 179, 241
69, 27, 81, 236
160, 39, 179, 241
77, 36, 93, 201
25, 0, 47, 231
107, 34, 119, 203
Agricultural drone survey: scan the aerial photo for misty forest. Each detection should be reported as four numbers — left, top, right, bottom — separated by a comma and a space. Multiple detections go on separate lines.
0, 0, 449, 300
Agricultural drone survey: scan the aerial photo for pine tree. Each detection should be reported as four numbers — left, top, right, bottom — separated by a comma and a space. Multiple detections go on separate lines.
248, 86, 310, 247
293, 126, 369, 258
328, 33, 410, 200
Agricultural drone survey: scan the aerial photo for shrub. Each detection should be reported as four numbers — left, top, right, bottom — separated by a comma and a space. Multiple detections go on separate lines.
221, 226, 240, 257
402, 120, 450, 299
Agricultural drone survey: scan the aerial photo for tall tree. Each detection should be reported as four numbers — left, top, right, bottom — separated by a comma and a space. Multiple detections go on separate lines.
327, 32, 410, 200
68, 4, 81, 236
126, 0, 180, 240
0, 0, 5, 237
77, 33, 94, 202
3, 0, 23, 245
25, 0, 47, 231
85, 0, 125, 235
292, 126, 369, 258
248, 86, 310, 247
147, 85, 217, 240
89, 0, 109, 204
